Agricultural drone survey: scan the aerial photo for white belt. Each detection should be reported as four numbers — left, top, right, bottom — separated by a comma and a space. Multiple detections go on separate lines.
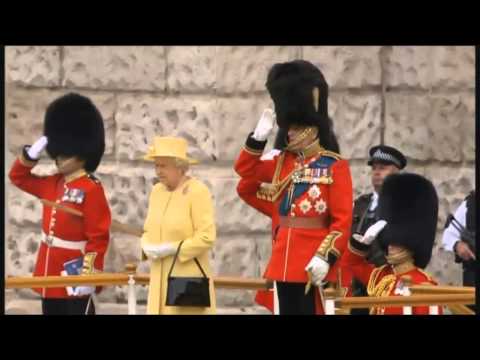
42, 233, 87, 253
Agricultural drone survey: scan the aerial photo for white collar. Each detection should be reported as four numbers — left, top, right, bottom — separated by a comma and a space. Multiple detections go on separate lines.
369, 191, 379, 210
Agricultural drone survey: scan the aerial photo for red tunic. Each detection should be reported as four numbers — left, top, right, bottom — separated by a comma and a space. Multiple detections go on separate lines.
236, 177, 278, 235
235, 137, 353, 283
341, 241, 441, 315
9, 156, 111, 299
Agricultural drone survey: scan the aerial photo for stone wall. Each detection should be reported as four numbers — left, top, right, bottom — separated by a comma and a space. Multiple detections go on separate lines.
4, 46, 475, 311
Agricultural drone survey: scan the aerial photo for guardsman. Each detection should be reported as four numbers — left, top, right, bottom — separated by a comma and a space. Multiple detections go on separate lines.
350, 145, 407, 314
234, 60, 353, 314
342, 173, 441, 315
9, 93, 111, 315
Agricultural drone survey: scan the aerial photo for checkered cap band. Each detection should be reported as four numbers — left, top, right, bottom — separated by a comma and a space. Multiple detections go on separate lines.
372, 149, 402, 168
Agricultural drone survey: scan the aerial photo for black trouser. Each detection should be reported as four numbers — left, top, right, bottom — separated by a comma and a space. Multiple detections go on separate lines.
42, 297, 95, 315
276, 282, 316, 315
463, 268, 475, 287
463, 267, 476, 313
350, 278, 370, 315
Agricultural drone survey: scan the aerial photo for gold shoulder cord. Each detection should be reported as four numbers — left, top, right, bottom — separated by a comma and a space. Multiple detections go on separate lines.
370, 275, 397, 315
256, 153, 296, 202
272, 152, 285, 183
367, 265, 396, 315
366, 265, 387, 295
321, 150, 342, 160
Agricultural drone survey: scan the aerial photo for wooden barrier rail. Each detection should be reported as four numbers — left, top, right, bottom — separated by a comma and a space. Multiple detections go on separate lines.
5, 274, 272, 291
445, 304, 476, 315
130, 274, 272, 290
409, 285, 475, 295
334, 294, 475, 309
6, 274, 131, 288
5, 265, 474, 315
6, 275, 473, 305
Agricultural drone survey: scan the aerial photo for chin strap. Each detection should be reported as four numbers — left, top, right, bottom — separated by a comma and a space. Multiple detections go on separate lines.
386, 248, 413, 265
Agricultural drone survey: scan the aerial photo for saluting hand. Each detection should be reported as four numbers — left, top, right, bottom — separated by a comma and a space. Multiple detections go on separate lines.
252, 109, 276, 142
353, 220, 387, 245
27, 136, 48, 160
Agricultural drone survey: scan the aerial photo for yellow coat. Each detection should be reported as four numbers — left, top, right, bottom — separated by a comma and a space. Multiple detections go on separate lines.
141, 178, 217, 315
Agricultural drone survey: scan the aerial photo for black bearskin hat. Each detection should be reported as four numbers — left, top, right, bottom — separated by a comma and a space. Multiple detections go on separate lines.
43, 93, 105, 172
273, 128, 288, 151
325, 118, 340, 153
377, 173, 439, 269
266, 60, 339, 153
266, 60, 329, 128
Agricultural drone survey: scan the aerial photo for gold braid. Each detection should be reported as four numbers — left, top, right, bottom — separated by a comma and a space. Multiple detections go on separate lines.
367, 265, 397, 315
368, 274, 397, 315
285, 127, 317, 151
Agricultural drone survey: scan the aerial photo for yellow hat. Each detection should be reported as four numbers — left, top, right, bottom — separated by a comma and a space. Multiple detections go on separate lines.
143, 136, 199, 164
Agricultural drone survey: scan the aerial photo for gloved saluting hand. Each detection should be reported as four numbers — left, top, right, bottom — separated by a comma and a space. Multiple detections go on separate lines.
25, 136, 48, 160
352, 220, 388, 245
252, 109, 276, 142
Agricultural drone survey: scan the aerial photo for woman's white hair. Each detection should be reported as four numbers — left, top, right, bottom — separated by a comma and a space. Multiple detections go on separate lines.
173, 157, 189, 173
154, 156, 189, 173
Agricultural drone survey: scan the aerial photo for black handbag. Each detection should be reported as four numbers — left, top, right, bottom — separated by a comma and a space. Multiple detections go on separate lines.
166, 241, 211, 307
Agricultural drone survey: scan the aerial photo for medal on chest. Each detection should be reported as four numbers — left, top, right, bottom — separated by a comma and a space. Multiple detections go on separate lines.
62, 188, 86, 204
292, 161, 333, 185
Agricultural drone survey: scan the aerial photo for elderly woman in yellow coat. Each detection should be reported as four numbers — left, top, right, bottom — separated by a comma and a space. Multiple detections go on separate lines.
141, 136, 216, 314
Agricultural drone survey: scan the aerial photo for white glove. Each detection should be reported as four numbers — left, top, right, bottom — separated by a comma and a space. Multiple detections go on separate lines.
260, 149, 281, 161
252, 109, 275, 141
305, 256, 330, 287
73, 286, 95, 297
353, 220, 388, 245
142, 243, 177, 260
27, 136, 48, 160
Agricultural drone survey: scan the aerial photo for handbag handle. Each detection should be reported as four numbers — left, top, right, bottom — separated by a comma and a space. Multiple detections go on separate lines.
168, 241, 208, 279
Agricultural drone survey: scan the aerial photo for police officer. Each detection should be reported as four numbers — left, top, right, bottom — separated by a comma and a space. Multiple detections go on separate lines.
350, 144, 407, 314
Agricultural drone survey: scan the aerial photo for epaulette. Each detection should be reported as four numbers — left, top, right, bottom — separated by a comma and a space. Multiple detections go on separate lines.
87, 173, 101, 184
416, 268, 436, 283
321, 150, 343, 161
